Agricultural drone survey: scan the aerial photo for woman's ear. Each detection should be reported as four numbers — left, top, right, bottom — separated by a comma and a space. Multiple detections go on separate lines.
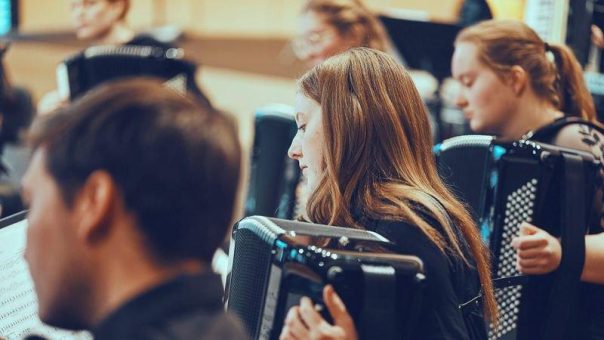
73, 170, 117, 243
508, 65, 528, 96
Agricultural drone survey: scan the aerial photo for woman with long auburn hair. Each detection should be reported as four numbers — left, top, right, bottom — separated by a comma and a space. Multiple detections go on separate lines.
281, 47, 496, 340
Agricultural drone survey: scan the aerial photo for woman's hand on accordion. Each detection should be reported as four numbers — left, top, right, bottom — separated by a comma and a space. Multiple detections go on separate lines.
279, 284, 358, 340
511, 222, 562, 275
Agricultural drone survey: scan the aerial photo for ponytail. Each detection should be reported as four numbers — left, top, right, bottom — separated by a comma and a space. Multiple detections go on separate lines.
549, 44, 597, 122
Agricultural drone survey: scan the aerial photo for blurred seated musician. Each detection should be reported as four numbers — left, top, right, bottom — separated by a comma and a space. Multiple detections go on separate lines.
281, 48, 496, 340
22, 79, 247, 339
292, 0, 437, 100
38, 0, 213, 115
39, 0, 132, 115
452, 19, 604, 337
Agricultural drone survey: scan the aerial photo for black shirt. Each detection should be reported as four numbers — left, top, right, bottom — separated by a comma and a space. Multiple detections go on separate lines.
363, 216, 486, 340
93, 272, 249, 340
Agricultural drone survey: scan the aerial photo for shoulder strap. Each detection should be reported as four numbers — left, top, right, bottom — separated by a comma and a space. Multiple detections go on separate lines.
540, 152, 588, 339
526, 117, 604, 141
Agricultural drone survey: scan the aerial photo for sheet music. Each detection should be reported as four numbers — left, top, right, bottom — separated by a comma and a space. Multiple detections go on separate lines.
0, 219, 91, 340
524, 0, 569, 43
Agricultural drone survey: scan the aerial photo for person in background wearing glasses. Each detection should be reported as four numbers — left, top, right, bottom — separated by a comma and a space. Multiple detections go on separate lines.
38, 0, 174, 116
292, 0, 391, 68
292, 0, 438, 119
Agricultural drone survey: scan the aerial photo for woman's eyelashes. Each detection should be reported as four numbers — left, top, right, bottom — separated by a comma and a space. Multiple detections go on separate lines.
297, 124, 306, 132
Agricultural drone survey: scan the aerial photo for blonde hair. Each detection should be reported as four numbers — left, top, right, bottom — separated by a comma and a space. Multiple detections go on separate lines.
298, 47, 497, 321
456, 19, 597, 122
302, 0, 389, 52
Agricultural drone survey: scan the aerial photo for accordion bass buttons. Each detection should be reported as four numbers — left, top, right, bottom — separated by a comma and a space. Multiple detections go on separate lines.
414, 273, 426, 285
338, 236, 350, 247
327, 266, 343, 281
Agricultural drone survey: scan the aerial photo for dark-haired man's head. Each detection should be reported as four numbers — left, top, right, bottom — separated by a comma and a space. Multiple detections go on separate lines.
21, 78, 241, 329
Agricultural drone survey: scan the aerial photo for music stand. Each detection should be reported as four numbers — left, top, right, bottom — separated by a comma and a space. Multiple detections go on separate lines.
380, 15, 462, 82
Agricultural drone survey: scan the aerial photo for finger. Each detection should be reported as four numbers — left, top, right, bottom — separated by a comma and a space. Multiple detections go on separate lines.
283, 307, 309, 339
519, 222, 540, 236
323, 285, 356, 333
279, 325, 302, 340
517, 257, 548, 269
517, 247, 549, 260
511, 236, 520, 249
517, 264, 550, 275
298, 297, 326, 328
514, 235, 548, 250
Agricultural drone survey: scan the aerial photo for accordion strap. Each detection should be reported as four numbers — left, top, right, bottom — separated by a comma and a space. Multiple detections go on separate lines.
360, 264, 399, 340
540, 152, 587, 339
525, 117, 604, 142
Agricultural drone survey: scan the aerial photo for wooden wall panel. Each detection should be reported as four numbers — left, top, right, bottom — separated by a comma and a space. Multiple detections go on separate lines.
17, 0, 462, 37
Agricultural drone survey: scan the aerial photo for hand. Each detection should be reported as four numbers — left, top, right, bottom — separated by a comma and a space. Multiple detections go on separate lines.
279, 285, 357, 340
511, 222, 562, 275
37, 90, 68, 116
592, 25, 604, 49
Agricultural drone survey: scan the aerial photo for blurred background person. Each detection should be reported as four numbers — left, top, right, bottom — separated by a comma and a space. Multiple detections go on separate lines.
292, 0, 437, 99
37, 0, 187, 115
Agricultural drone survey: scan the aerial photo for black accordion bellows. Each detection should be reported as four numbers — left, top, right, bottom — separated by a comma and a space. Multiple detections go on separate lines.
435, 136, 601, 340
433, 135, 494, 225
226, 216, 426, 340
57, 44, 212, 109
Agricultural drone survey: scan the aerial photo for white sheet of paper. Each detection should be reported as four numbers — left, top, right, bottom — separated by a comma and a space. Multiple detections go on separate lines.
0, 218, 91, 339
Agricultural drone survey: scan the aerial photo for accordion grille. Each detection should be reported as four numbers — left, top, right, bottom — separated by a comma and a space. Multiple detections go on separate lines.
229, 228, 274, 337
489, 178, 537, 340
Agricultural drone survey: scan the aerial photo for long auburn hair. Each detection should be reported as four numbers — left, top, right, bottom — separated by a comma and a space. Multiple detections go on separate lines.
302, 0, 389, 52
456, 19, 597, 122
298, 47, 497, 321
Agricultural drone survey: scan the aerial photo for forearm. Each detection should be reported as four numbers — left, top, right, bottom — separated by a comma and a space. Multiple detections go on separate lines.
581, 233, 604, 284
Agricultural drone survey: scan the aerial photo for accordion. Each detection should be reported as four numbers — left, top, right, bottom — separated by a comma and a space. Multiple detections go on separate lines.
226, 216, 425, 340
245, 105, 300, 219
57, 45, 199, 101
435, 136, 601, 340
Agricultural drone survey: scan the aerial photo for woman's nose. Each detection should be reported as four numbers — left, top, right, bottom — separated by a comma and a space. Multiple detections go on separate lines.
288, 136, 302, 160
455, 91, 468, 109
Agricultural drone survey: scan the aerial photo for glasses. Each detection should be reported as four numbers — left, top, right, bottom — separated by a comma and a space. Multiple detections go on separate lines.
291, 29, 338, 59
70, 0, 106, 11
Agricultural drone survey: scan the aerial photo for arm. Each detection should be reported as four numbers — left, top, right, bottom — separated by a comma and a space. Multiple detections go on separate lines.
582, 233, 604, 283
512, 223, 604, 284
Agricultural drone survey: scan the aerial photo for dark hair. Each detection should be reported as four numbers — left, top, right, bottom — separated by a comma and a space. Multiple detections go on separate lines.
28, 78, 241, 264
456, 20, 597, 122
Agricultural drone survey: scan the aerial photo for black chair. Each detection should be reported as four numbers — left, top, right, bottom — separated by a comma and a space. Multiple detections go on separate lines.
433, 134, 494, 227
245, 104, 300, 219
